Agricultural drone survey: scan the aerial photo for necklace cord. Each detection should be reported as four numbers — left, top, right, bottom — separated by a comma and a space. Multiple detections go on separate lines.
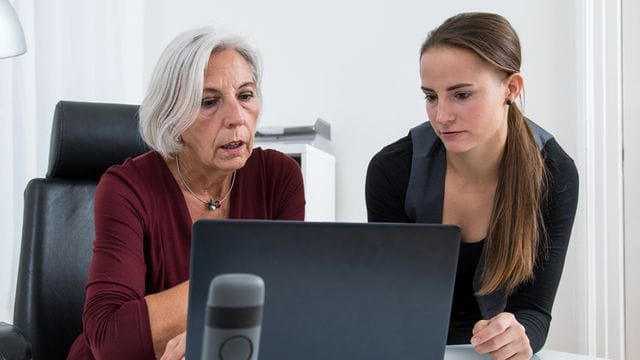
175, 155, 236, 211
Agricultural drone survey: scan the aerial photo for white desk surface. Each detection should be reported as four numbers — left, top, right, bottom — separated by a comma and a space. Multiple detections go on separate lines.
445, 345, 608, 359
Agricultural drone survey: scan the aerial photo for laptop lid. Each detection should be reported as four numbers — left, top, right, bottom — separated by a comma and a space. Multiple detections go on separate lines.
186, 220, 460, 360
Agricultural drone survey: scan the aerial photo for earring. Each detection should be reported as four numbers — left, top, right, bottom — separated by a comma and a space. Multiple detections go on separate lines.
505, 99, 513, 106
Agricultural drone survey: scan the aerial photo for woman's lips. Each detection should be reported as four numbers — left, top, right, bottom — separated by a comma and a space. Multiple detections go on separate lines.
220, 140, 245, 154
440, 131, 464, 140
221, 140, 243, 149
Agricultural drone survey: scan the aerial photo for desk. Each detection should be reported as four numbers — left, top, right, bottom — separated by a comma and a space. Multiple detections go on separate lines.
445, 345, 608, 359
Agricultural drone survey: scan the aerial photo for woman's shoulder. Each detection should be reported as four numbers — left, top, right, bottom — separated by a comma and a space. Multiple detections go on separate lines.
541, 137, 575, 166
99, 150, 169, 191
370, 121, 442, 165
369, 132, 413, 170
104, 150, 164, 178
542, 138, 579, 194
247, 147, 301, 172
537, 122, 577, 175
526, 119, 578, 182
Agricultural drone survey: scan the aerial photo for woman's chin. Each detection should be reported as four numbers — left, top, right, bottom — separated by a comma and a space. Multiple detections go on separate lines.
217, 156, 249, 172
442, 142, 473, 154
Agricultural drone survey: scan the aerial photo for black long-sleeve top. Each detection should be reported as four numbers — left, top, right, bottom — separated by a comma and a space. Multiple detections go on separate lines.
365, 120, 579, 353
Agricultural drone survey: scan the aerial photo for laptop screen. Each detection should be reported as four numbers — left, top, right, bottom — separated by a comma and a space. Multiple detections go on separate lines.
186, 220, 460, 360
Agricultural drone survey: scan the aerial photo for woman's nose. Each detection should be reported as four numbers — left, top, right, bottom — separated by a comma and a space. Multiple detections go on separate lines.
221, 98, 245, 127
432, 102, 454, 124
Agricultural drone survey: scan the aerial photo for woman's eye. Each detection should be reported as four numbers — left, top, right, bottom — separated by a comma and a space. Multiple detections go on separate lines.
424, 94, 437, 103
238, 92, 254, 101
201, 98, 219, 107
454, 92, 471, 100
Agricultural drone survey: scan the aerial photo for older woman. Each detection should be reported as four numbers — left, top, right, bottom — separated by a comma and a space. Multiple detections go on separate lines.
67, 28, 305, 359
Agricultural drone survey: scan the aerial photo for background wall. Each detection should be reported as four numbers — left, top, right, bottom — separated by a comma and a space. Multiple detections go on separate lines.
623, 0, 640, 357
2, 0, 635, 357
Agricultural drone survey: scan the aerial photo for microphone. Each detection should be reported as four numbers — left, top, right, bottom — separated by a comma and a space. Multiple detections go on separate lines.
202, 274, 265, 360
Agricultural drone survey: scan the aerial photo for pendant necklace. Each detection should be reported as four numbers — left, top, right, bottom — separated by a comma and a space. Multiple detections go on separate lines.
175, 155, 236, 211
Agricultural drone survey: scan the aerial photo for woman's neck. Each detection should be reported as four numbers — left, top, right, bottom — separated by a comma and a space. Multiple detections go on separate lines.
446, 140, 505, 185
171, 155, 233, 200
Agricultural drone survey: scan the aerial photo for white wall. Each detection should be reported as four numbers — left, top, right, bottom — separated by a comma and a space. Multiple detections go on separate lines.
623, 0, 640, 358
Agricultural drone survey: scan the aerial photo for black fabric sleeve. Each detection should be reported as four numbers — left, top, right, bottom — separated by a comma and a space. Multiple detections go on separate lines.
365, 135, 413, 223
504, 138, 579, 353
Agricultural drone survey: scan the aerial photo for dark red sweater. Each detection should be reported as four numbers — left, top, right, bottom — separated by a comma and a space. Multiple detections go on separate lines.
68, 149, 305, 359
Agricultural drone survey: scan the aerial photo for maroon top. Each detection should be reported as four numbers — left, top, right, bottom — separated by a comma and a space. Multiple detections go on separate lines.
67, 148, 305, 359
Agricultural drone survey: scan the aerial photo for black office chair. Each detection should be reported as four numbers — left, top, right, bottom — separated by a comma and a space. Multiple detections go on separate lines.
0, 101, 148, 360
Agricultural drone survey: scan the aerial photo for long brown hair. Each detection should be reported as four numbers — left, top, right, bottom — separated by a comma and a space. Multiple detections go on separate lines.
420, 12, 547, 295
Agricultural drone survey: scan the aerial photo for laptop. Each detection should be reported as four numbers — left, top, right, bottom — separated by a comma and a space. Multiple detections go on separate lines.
186, 220, 461, 360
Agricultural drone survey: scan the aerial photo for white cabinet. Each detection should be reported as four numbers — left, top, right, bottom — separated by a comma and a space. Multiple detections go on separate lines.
254, 142, 335, 221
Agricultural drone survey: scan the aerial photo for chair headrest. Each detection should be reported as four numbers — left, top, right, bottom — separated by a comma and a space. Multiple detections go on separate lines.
46, 101, 150, 180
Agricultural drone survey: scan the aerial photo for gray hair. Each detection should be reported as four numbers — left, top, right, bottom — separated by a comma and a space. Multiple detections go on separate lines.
139, 27, 262, 158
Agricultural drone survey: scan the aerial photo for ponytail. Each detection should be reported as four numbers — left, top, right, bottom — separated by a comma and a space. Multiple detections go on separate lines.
479, 104, 547, 295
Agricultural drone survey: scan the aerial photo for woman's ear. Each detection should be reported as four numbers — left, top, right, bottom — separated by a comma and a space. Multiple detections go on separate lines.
504, 72, 524, 101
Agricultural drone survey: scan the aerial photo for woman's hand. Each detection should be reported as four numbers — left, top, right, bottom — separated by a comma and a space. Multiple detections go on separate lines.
159, 331, 186, 360
471, 312, 532, 360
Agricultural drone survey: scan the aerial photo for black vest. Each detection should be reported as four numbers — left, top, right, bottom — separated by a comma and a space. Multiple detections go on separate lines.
404, 120, 553, 318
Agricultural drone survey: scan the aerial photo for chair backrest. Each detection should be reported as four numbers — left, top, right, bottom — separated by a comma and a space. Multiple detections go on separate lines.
13, 101, 149, 359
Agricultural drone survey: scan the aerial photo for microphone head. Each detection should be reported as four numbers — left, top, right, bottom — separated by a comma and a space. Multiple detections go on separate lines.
202, 274, 265, 360
208, 273, 265, 308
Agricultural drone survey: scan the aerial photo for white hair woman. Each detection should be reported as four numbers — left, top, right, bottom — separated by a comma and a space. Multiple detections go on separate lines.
68, 27, 305, 360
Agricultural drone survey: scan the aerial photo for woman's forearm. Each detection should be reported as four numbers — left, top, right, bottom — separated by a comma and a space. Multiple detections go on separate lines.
145, 280, 189, 358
